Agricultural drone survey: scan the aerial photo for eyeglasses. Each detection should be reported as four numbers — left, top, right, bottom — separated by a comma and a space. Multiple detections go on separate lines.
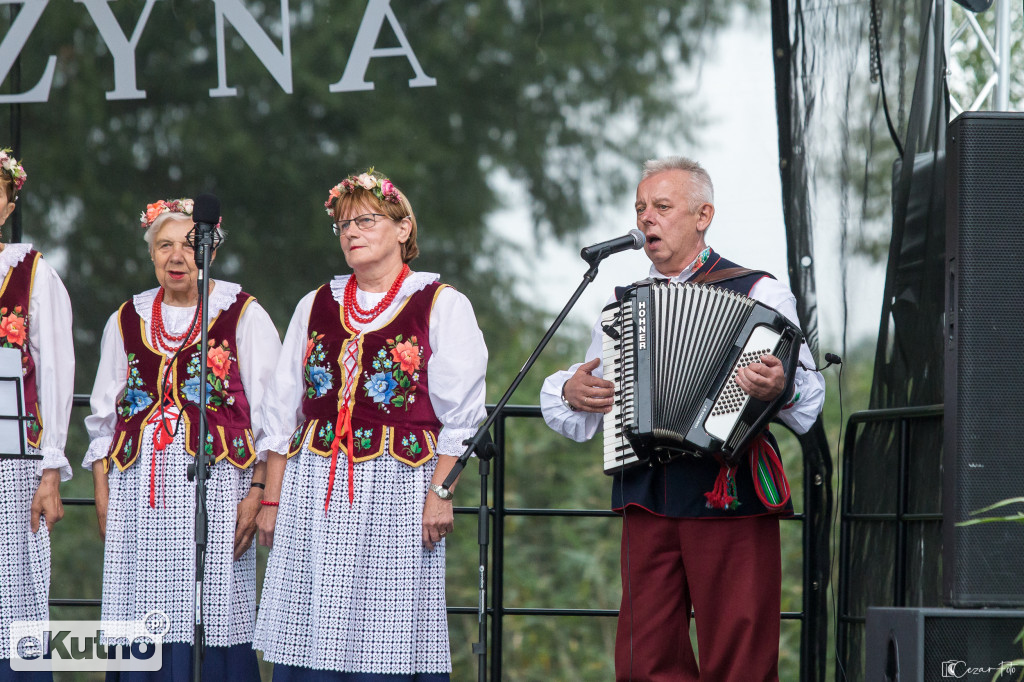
332, 213, 386, 236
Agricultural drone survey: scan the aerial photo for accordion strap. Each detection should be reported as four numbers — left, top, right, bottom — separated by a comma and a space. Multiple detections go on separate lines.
690, 266, 768, 285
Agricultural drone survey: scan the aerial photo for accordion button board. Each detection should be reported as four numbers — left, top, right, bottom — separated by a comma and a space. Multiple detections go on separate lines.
601, 281, 802, 475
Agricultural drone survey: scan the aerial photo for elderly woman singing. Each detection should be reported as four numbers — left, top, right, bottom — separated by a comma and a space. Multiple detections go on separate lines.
0, 149, 74, 681
254, 170, 488, 680
84, 199, 280, 681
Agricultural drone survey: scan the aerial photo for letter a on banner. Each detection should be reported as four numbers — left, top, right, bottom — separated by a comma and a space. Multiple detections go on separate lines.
330, 0, 436, 92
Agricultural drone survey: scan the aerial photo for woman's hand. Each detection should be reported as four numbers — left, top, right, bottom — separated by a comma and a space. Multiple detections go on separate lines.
92, 463, 109, 542
30, 469, 63, 533
422, 489, 454, 551
256, 453, 285, 550
234, 490, 262, 560
256, 506, 278, 549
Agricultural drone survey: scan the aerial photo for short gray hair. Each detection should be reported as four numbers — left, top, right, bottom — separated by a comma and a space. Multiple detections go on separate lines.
642, 156, 714, 212
143, 212, 225, 252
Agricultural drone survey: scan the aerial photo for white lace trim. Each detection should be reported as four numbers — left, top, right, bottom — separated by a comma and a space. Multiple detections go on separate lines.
328, 271, 440, 304
83, 436, 113, 470
0, 242, 32, 273
437, 426, 477, 458
255, 435, 291, 461
36, 447, 72, 481
131, 280, 243, 324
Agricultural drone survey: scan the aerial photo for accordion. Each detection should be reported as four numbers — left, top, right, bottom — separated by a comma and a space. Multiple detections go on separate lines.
601, 280, 802, 474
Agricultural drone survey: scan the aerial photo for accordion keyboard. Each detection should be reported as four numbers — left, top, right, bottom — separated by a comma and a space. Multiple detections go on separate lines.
602, 302, 638, 473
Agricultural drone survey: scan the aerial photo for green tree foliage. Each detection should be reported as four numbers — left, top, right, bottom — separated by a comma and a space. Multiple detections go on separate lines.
1, 0, 794, 679
4, 0, 735, 384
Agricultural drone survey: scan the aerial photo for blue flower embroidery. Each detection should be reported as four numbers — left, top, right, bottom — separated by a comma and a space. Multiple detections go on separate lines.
365, 372, 398, 404
308, 366, 334, 398
124, 388, 153, 417
181, 376, 200, 404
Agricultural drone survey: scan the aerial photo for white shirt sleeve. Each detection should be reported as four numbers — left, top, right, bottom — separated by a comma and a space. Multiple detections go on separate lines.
29, 258, 75, 480
427, 287, 488, 456
748, 277, 826, 435
539, 296, 611, 443
259, 291, 317, 456
83, 311, 126, 470
234, 300, 283, 461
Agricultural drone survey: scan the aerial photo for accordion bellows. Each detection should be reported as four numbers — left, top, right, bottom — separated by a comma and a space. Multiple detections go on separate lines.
601, 280, 802, 474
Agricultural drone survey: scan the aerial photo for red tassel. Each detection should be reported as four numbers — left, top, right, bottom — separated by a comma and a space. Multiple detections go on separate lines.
704, 460, 739, 510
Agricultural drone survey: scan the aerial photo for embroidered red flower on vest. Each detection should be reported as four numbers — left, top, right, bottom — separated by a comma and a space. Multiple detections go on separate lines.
0, 306, 27, 348
390, 337, 421, 373
207, 340, 232, 380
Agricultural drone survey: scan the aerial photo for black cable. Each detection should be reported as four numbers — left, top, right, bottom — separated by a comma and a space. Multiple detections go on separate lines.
155, 301, 204, 447
869, 0, 906, 158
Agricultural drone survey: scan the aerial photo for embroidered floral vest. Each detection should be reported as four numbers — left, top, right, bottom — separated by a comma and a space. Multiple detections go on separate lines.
106, 291, 258, 471
0, 249, 43, 448
286, 281, 445, 467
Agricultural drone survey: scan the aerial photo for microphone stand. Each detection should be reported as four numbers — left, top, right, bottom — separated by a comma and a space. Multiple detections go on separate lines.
187, 221, 216, 682
440, 255, 609, 680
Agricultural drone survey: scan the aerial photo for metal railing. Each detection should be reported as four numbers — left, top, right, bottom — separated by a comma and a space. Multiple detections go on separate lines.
835, 404, 944, 677
57, 397, 832, 680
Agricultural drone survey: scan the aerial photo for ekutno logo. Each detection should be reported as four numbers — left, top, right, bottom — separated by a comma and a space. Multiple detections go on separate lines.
9, 611, 169, 672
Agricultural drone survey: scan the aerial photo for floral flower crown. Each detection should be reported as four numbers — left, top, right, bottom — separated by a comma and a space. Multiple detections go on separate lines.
324, 168, 403, 216
140, 198, 194, 230
0, 148, 27, 193
139, 198, 223, 231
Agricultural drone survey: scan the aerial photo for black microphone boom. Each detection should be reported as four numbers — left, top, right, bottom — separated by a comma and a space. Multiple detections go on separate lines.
580, 229, 646, 264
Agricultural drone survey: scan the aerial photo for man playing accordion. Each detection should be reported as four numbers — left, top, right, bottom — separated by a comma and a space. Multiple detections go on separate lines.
540, 156, 825, 682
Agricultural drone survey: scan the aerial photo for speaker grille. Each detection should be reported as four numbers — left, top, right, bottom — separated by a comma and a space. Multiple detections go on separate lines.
946, 112, 1024, 606
923, 615, 1024, 678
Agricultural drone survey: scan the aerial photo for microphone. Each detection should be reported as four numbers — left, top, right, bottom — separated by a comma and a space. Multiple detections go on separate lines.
189, 193, 222, 273
802, 353, 843, 372
580, 229, 646, 264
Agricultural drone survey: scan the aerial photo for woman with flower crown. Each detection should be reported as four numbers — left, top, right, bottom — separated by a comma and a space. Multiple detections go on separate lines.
83, 198, 280, 680
0, 148, 74, 682
253, 169, 487, 680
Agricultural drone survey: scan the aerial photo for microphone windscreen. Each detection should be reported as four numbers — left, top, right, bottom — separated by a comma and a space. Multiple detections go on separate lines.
629, 228, 646, 248
824, 353, 842, 364
193, 193, 221, 225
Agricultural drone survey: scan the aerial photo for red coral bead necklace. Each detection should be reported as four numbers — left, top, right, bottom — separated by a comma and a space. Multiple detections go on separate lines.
344, 263, 410, 328
151, 287, 203, 354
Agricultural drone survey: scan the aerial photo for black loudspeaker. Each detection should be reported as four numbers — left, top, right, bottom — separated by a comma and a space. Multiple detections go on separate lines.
865, 607, 1024, 681
944, 111, 1024, 607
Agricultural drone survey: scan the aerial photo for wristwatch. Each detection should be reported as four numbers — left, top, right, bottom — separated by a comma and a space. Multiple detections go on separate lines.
429, 483, 454, 501
560, 380, 578, 412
